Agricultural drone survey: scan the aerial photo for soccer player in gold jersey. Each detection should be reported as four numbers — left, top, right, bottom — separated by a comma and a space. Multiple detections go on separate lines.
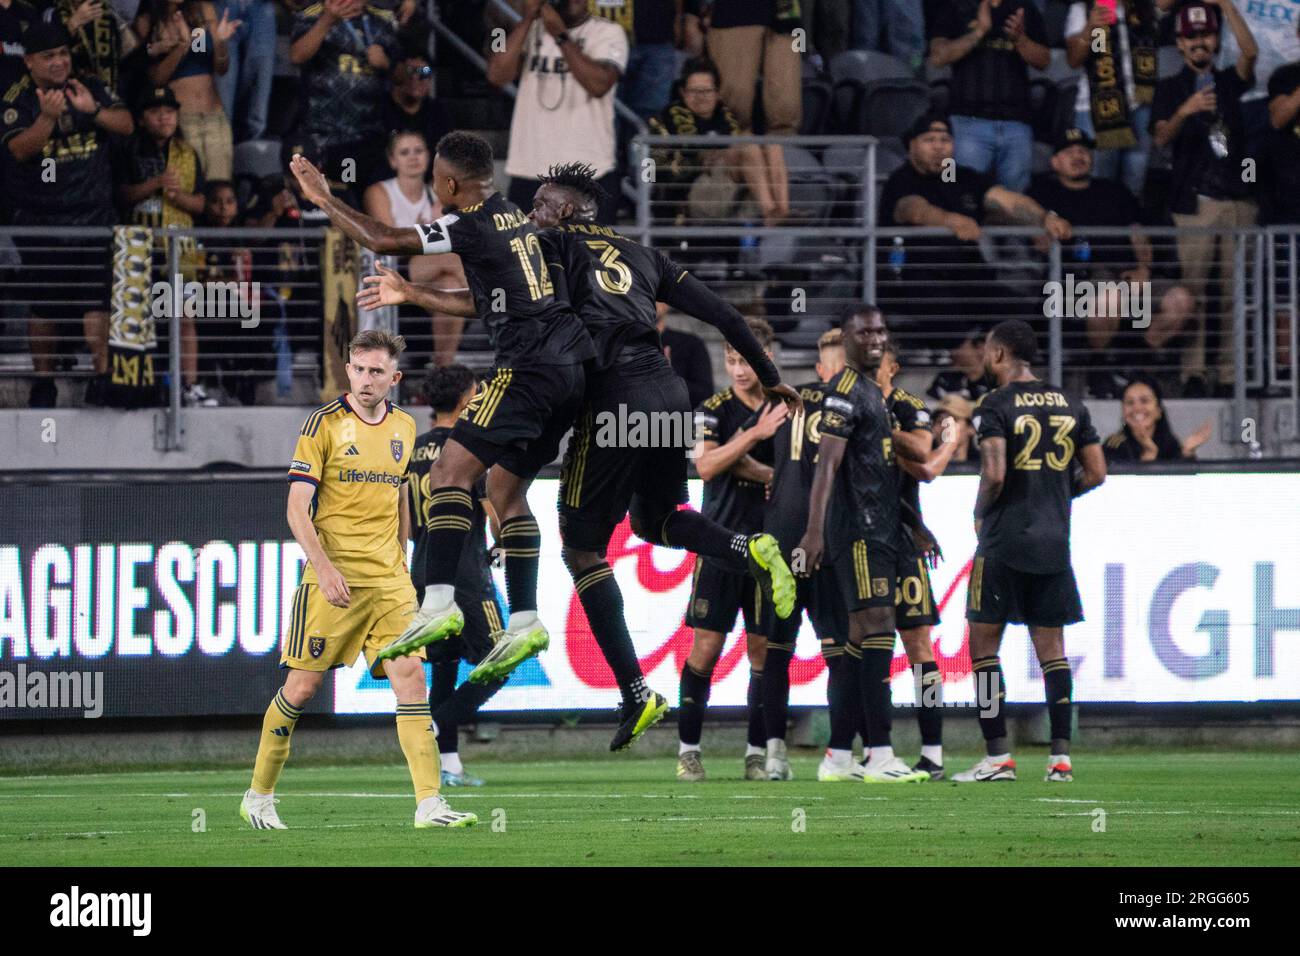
240, 330, 476, 829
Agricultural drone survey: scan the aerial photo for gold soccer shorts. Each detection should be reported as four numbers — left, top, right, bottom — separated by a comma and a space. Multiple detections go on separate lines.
281, 581, 421, 679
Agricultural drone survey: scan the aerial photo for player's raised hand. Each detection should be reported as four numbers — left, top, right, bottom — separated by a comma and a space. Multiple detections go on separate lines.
356, 261, 410, 310
316, 560, 351, 608
289, 154, 331, 208
763, 382, 804, 415
751, 400, 789, 439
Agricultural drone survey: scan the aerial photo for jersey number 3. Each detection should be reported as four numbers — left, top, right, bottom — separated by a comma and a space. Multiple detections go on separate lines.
584, 240, 633, 295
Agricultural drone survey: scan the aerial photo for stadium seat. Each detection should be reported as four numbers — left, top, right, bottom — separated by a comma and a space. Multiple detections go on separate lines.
801, 75, 833, 135
860, 79, 930, 140
233, 140, 283, 182
781, 145, 836, 222
828, 49, 914, 86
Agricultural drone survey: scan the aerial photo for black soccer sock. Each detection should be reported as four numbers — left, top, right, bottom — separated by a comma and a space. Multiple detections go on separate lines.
843, 641, 867, 745
572, 562, 647, 705
656, 510, 749, 571
424, 487, 475, 591
824, 646, 857, 751
429, 659, 459, 754
500, 515, 542, 616
859, 635, 895, 750
1042, 657, 1073, 755
972, 655, 1008, 755
677, 663, 713, 748
746, 668, 765, 748
431, 674, 506, 753
762, 642, 793, 743
917, 659, 943, 747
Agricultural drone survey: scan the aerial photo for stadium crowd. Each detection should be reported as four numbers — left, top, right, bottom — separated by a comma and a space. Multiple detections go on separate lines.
0, 0, 1297, 409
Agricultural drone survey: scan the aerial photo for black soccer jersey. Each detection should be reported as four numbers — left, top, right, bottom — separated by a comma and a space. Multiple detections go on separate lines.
407, 425, 494, 595
819, 365, 902, 557
973, 379, 1099, 573
886, 386, 932, 520
695, 387, 773, 535
765, 380, 827, 552
415, 192, 595, 367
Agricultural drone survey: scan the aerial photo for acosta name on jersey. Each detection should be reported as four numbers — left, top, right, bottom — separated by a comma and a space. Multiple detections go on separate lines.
1014, 390, 1070, 407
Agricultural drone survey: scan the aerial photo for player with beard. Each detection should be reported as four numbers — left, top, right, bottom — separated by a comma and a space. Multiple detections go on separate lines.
291, 131, 596, 687
958, 320, 1106, 783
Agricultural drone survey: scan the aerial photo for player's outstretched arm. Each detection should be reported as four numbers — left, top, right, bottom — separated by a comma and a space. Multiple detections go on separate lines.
1072, 442, 1106, 498
356, 263, 477, 317
891, 426, 932, 463
797, 433, 847, 575
289, 155, 424, 255
287, 481, 350, 608
900, 426, 959, 483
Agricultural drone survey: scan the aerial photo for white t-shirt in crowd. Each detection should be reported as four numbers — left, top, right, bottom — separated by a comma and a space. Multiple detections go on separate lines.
505, 16, 629, 180
1217, 1, 1300, 102
1066, 2, 1140, 115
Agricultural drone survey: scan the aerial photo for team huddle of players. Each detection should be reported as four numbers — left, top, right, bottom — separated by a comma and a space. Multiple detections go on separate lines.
238, 130, 1107, 830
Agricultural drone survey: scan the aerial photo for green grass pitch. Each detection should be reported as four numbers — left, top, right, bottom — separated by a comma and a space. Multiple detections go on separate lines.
2, 752, 1296, 866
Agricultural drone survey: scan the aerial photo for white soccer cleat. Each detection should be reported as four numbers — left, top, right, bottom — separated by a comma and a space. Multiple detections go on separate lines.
377, 599, 464, 664
860, 755, 930, 783
817, 752, 866, 782
765, 739, 793, 781
952, 756, 1018, 783
1045, 757, 1073, 782
414, 795, 478, 828
240, 789, 287, 830
468, 619, 549, 684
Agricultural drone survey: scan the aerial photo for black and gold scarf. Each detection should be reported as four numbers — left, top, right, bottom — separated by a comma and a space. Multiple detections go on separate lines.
1085, 0, 1158, 150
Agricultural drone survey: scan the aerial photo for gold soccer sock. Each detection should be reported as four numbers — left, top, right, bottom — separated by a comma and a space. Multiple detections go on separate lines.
251, 690, 303, 794
396, 702, 441, 802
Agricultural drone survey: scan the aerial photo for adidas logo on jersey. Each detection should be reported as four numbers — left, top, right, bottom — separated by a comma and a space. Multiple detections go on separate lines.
345, 445, 360, 456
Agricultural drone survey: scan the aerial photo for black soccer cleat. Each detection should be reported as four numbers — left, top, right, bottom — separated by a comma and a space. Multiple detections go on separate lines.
609, 692, 669, 752
913, 756, 944, 781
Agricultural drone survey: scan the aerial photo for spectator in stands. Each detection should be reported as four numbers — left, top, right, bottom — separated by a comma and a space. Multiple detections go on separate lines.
851, 0, 925, 71
290, 0, 400, 193
1029, 127, 1194, 397
363, 130, 466, 366
116, 85, 207, 227
704, 1, 798, 220
1064, 0, 1160, 198
590, 0, 679, 120
655, 301, 714, 407
878, 113, 1071, 351
1265, 17, 1300, 224
0, 0, 39, 91
56, 0, 140, 95
3, 22, 133, 408
1158, 0, 1298, 165
1103, 373, 1213, 461
488, 0, 627, 224
1151, 0, 1257, 394
926, 325, 992, 402
647, 57, 787, 226
136, 0, 239, 180
212, 0, 275, 142
380, 51, 452, 162
928, 0, 1049, 193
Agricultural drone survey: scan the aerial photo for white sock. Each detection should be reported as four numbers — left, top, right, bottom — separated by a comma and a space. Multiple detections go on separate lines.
441, 751, 463, 774
766, 738, 784, 754
422, 585, 453, 611
679, 741, 700, 756
826, 748, 852, 764
507, 610, 538, 631
921, 745, 943, 765
989, 752, 1012, 763
745, 744, 764, 758
866, 745, 894, 765
1050, 753, 1071, 766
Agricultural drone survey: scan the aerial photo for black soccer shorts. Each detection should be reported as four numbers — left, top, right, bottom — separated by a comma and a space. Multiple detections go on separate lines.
896, 550, 940, 629
557, 372, 691, 553
966, 554, 1084, 628
452, 361, 586, 481
764, 566, 849, 645
827, 536, 900, 613
684, 557, 766, 636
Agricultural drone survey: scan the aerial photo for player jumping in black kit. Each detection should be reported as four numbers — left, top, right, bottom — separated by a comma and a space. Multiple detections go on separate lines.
408, 365, 507, 786
956, 320, 1106, 784
796, 305, 933, 783
295, 131, 596, 684
527, 163, 801, 752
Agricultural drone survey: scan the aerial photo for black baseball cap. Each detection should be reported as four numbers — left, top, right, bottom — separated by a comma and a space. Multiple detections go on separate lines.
21, 22, 72, 55
904, 112, 951, 146
137, 86, 180, 113
1054, 126, 1096, 154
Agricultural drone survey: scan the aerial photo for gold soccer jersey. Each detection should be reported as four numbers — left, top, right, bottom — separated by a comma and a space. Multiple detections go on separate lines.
287, 395, 418, 586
